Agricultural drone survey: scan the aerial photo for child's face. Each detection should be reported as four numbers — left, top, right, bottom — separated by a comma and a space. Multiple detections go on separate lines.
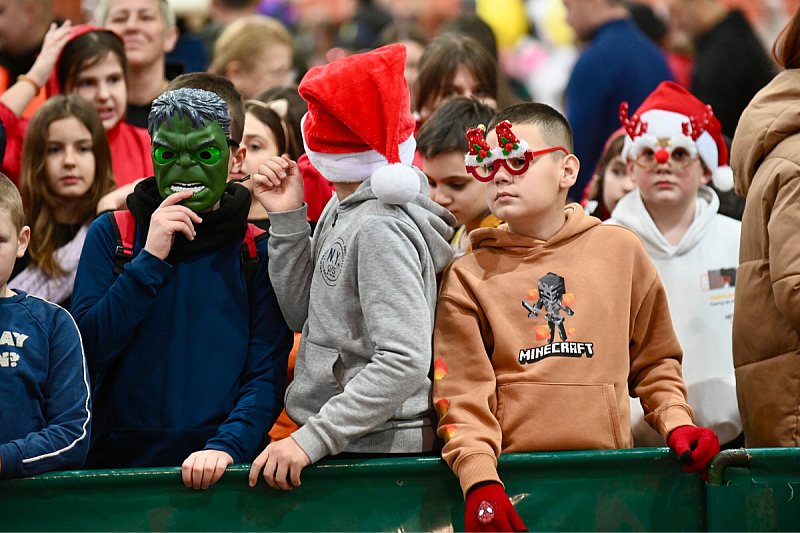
602, 154, 635, 213
421, 64, 496, 120
236, 111, 280, 192
104, 0, 177, 69
0, 209, 29, 295
484, 123, 576, 230
629, 145, 709, 210
229, 46, 293, 100
45, 117, 96, 201
152, 115, 232, 212
424, 151, 489, 229
71, 54, 127, 131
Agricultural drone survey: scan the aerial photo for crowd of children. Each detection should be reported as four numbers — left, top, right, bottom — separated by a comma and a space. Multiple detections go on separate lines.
2, 1, 799, 531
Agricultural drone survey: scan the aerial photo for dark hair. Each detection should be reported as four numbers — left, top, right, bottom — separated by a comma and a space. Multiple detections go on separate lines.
0, 173, 24, 233
415, 34, 497, 119
20, 95, 116, 276
773, 5, 800, 69
149, 88, 232, 138
416, 96, 495, 159
488, 102, 574, 154
377, 20, 428, 49
585, 133, 626, 219
166, 73, 245, 142
57, 29, 128, 93
252, 85, 308, 160
441, 14, 497, 60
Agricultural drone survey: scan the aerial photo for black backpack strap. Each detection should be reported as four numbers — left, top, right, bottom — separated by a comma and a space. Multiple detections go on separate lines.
240, 223, 268, 295
107, 210, 136, 275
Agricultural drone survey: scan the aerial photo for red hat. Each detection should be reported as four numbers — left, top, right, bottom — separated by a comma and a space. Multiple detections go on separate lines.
298, 44, 420, 204
620, 81, 733, 191
48, 25, 124, 94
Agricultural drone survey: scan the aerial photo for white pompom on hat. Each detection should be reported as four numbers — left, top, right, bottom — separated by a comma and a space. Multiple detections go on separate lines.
298, 44, 420, 204
620, 81, 733, 192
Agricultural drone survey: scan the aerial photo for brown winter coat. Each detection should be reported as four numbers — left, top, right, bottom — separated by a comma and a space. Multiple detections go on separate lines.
731, 69, 800, 447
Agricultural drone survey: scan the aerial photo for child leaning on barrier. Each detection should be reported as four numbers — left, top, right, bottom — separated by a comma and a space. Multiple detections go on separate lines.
247, 44, 455, 491
0, 173, 91, 479
432, 103, 720, 532
71, 74, 293, 489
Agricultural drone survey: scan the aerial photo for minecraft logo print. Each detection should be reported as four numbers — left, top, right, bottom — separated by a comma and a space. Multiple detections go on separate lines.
519, 273, 593, 364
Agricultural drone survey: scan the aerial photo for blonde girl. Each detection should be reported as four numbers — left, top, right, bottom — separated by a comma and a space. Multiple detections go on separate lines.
10, 95, 116, 308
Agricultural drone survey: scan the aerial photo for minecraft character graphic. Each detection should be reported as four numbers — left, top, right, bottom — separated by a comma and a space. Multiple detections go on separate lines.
523, 272, 574, 344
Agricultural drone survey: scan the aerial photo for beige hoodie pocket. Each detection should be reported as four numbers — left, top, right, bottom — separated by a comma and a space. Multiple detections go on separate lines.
496, 382, 622, 452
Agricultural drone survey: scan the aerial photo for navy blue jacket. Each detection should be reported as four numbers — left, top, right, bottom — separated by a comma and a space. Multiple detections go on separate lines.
71, 215, 293, 468
566, 18, 673, 199
0, 291, 91, 478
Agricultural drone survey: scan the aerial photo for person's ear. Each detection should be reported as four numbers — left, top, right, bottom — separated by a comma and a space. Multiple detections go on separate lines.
700, 163, 712, 185
17, 226, 30, 258
228, 145, 246, 176
559, 154, 580, 190
163, 24, 179, 54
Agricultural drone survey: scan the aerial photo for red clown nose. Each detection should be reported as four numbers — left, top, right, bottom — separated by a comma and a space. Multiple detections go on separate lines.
655, 147, 670, 164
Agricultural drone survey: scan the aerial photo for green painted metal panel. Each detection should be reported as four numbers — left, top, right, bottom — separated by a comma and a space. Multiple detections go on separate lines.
707, 448, 800, 532
0, 449, 703, 532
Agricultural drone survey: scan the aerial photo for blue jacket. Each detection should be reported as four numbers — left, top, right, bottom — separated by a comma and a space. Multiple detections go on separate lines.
71, 215, 293, 468
0, 291, 91, 479
566, 18, 673, 199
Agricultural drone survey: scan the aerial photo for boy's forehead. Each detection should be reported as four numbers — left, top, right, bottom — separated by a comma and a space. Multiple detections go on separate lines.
423, 151, 472, 179
155, 116, 224, 141
488, 122, 544, 147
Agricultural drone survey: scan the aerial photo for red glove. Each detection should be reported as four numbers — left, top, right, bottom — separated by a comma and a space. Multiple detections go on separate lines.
465, 482, 527, 532
668, 425, 720, 475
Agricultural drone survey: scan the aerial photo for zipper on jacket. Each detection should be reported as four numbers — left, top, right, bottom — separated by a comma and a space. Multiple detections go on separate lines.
332, 210, 339, 227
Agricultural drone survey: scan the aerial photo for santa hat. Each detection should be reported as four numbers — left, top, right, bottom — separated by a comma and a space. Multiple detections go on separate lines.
298, 44, 420, 204
620, 81, 733, 192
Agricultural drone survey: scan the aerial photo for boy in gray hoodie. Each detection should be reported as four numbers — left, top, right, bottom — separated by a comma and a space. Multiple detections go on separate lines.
247, 44, 455, 491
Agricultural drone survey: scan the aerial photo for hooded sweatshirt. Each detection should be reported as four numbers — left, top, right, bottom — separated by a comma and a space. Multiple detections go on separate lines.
266, 169, 455, 463
433, 205, 693, 495
729, 69, 800, 447
0, 25, 153, 186
607, 187, 742, 446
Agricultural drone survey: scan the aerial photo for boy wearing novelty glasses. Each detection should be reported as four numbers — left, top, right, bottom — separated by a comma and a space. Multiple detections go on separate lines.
433, 102, 720, 532
607, 81, 743, 451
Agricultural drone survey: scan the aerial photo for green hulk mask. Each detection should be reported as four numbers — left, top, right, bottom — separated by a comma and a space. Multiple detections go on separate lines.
149, 88, 237, 213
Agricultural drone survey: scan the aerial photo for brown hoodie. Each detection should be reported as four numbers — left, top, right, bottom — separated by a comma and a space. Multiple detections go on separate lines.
730, 69, 800, 447
433, 205, 694, 495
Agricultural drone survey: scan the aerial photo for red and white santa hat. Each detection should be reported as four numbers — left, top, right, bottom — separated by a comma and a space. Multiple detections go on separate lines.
298, 44, 420, 204
620, 81, 733, 192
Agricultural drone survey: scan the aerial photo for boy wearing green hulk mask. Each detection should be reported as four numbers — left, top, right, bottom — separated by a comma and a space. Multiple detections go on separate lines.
71, 75, 294, 490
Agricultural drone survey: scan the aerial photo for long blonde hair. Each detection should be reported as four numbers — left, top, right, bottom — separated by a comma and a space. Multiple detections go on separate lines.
20, 95, 116, 276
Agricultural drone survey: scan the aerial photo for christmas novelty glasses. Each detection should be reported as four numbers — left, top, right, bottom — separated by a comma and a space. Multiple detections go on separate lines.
465, 121, 568, 182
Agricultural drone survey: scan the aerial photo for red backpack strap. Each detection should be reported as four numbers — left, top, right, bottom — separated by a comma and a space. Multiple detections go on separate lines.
240, 223, 268, 295
107, 210, 136, 275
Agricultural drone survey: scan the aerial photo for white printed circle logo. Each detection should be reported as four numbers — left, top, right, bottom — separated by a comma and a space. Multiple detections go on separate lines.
320, 237, 346, 286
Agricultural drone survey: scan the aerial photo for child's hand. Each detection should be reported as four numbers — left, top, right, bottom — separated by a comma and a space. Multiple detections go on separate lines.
143, 189, 202, 260
27, 21, 73, 90
465, 482, 527, 532
252, 154, 304, 214
667, 425, 720, 478
181, 449, 234, 490
248, 436, 311, 491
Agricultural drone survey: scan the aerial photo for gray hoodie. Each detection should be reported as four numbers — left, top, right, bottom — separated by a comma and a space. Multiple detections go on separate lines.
267, 169, 455, 462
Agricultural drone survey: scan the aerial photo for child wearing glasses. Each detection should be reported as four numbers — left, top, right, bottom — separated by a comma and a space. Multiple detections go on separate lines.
606, 81, 743, 450
433, 101, 720, 532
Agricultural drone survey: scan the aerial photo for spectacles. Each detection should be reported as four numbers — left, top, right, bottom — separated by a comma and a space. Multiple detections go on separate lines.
468, 147, 569, 182
633, 146, 697, 170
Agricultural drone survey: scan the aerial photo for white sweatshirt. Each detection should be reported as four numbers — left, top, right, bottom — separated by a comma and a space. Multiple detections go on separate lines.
607, 186, 743, 445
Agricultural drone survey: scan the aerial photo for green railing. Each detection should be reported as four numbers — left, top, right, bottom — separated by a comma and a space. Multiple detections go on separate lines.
2, 448, 799, 531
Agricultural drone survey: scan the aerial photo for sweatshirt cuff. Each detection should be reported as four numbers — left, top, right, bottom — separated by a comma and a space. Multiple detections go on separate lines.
129, 248, 174, 285
0, 443, 22, 479
290, 424, 329, 464
267, 204, 310, 236
655, 403, 695, 442
454, 452, 502, 498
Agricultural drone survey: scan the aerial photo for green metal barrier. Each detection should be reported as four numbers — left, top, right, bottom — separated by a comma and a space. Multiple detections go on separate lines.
707, 448, 800, 532
0, 449, 703, 532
